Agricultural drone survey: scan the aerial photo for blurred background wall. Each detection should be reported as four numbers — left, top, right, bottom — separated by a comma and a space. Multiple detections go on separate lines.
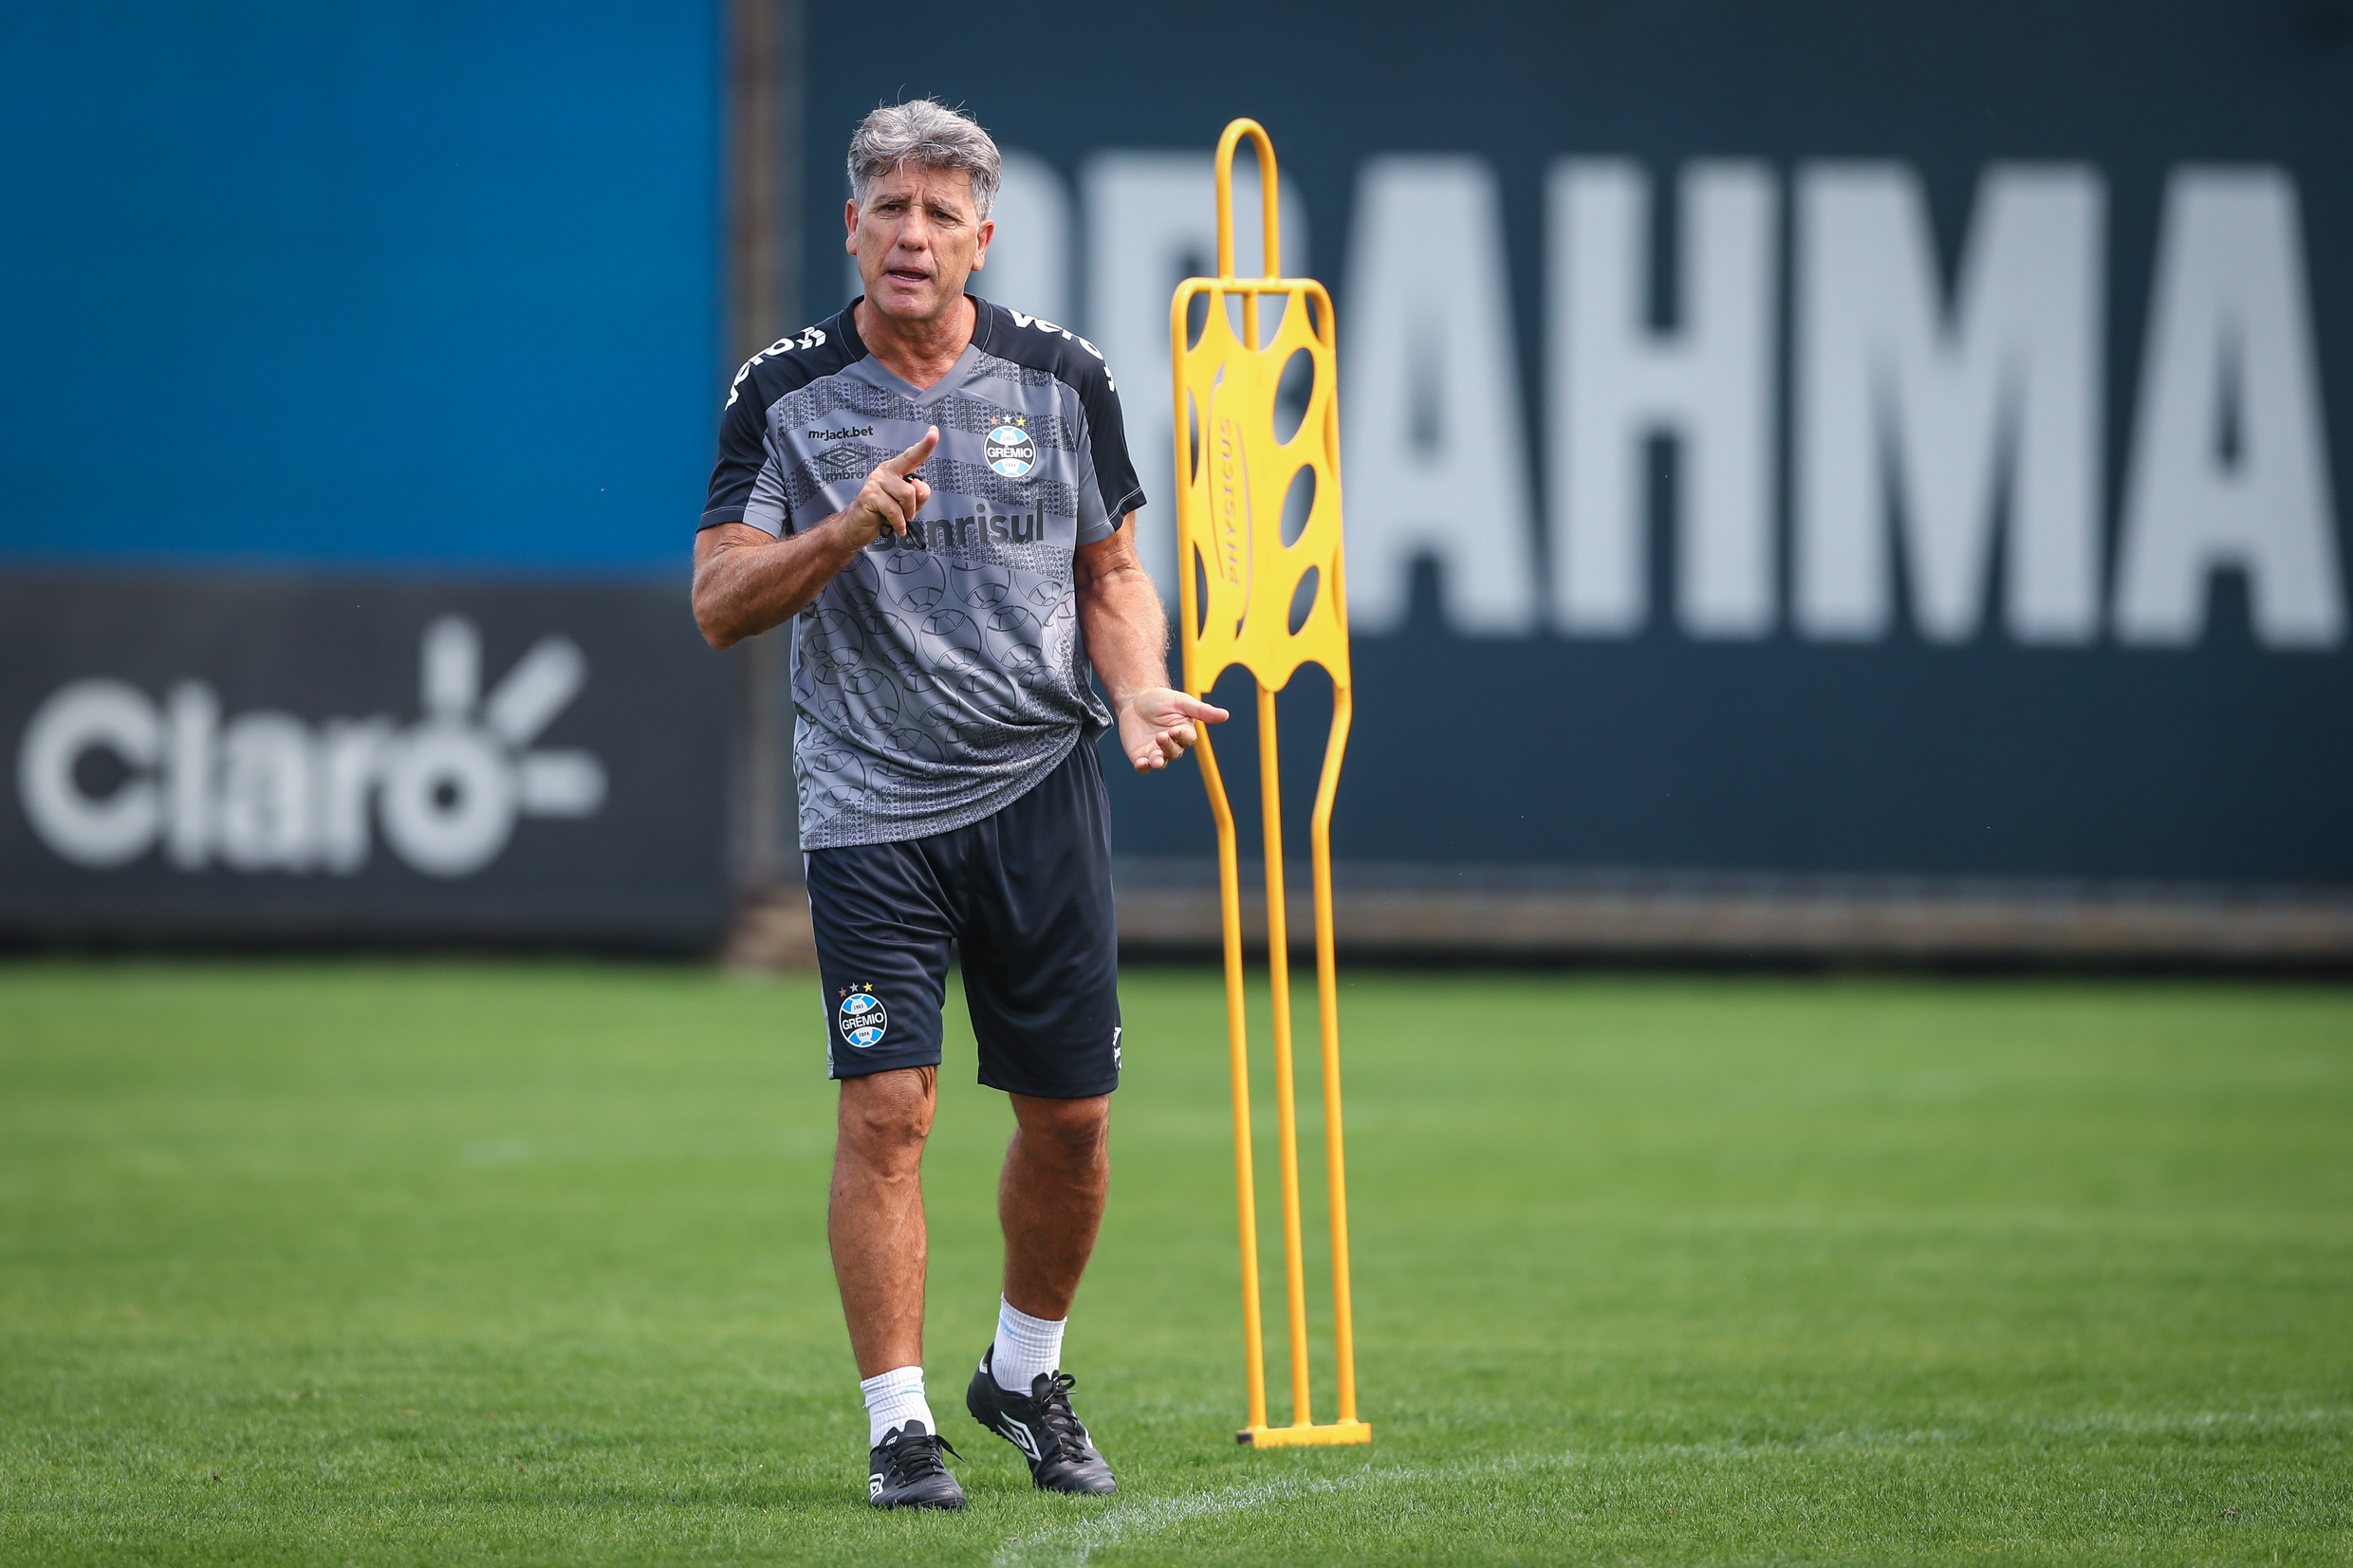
6, 0, 2350, 962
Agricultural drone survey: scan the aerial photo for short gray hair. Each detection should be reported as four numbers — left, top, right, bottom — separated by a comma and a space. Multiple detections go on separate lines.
846, 100, 1002, 220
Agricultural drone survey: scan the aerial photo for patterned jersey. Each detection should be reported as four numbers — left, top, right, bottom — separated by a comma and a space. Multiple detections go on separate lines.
700, 297, 1145, 850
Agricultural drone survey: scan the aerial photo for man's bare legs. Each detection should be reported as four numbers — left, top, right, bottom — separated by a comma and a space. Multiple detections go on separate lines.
976, 1090, 1120, 1492
999, 1092, 1111, 1319
830, 1066, 936, 1378
831, 1074, 1112, 1373
832, 1073, 1117, 1495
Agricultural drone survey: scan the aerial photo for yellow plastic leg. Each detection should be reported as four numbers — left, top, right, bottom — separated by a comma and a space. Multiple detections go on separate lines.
1193, 724, 1268, 1437
1312, 688, 1361, 1427
1257, 684, 1315, 1432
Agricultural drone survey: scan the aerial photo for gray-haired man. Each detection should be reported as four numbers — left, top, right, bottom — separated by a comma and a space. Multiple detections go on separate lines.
693, 100, 1226, 1509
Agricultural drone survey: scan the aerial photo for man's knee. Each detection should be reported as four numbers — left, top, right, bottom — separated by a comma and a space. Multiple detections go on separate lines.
839, 1067, 937, 1160
1012, 1092, 1110, 1164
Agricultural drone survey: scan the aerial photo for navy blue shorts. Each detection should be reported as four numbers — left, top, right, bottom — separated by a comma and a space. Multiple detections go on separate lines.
805, 740, 1121, 1098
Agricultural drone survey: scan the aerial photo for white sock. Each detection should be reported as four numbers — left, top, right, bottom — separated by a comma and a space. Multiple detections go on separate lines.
992, 1296, 1066, 1394
860, 1365, 934, 1447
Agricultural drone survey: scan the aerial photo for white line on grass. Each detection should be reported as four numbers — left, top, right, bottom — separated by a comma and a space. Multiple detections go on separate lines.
991, 1455, 1554, 1568
991, 1473, 1373, 1567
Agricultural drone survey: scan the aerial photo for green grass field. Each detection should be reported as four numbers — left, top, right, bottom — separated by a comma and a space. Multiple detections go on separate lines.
2, 962, 2348, 1565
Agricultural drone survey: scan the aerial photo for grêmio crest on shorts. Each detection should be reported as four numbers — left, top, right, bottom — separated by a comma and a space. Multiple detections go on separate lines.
698, 297, 1146, 851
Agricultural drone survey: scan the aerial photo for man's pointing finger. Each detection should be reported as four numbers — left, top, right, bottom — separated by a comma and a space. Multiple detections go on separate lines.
884, 427, 939, 475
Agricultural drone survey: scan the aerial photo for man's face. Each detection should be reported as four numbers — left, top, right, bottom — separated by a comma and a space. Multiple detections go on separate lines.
846, 163, 993, 324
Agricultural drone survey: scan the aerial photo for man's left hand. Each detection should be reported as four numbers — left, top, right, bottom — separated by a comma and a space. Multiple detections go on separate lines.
1117, 688, 1229, 772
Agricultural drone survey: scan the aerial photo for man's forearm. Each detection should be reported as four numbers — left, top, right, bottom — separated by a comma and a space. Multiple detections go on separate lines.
693, 517, 863, 649
1077, 563, 1171, 712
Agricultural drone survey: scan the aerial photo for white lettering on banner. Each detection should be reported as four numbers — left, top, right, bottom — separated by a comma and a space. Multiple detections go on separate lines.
15, 681, 161, 867
822, 148, 2339, 650
1082, 151, 1306, 608
1549, 159, 1777, 636
166, 680, 215, 869
1795, 163, 2107, 643
218, 711, 315, 871
2115, 167, 2345, 648
485, 636, 588, 746
381, 720, 519, 876
422, 615, 478, 718
1341, 155, 1540, 635
318, 719, 392, 874
13, 618, 605, 877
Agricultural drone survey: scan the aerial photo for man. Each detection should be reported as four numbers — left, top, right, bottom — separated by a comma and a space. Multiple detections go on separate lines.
693, 100, 1226, 1510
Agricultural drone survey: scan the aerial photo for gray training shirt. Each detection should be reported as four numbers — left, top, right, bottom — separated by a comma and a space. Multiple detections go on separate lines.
699, 297, 1146, 851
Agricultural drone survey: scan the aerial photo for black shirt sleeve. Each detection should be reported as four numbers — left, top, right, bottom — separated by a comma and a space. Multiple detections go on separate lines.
1079, 362, 1146, 525
700, 362, 771, 531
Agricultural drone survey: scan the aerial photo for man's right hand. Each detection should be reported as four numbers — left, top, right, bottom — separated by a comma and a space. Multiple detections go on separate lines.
692, 427, 942, 649
840, 428, 939, 547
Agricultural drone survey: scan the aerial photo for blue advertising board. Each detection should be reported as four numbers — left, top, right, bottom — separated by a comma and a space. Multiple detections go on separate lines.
0, 1, 720, 573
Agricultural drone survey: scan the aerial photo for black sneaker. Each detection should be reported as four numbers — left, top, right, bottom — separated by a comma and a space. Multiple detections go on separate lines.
867, 1419, 966, 1510
966, 1345, 1118, 1494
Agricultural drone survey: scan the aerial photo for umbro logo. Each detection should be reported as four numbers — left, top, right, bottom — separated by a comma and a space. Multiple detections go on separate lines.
998, 1416, 1043, 1462
818, 446, 869, 474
